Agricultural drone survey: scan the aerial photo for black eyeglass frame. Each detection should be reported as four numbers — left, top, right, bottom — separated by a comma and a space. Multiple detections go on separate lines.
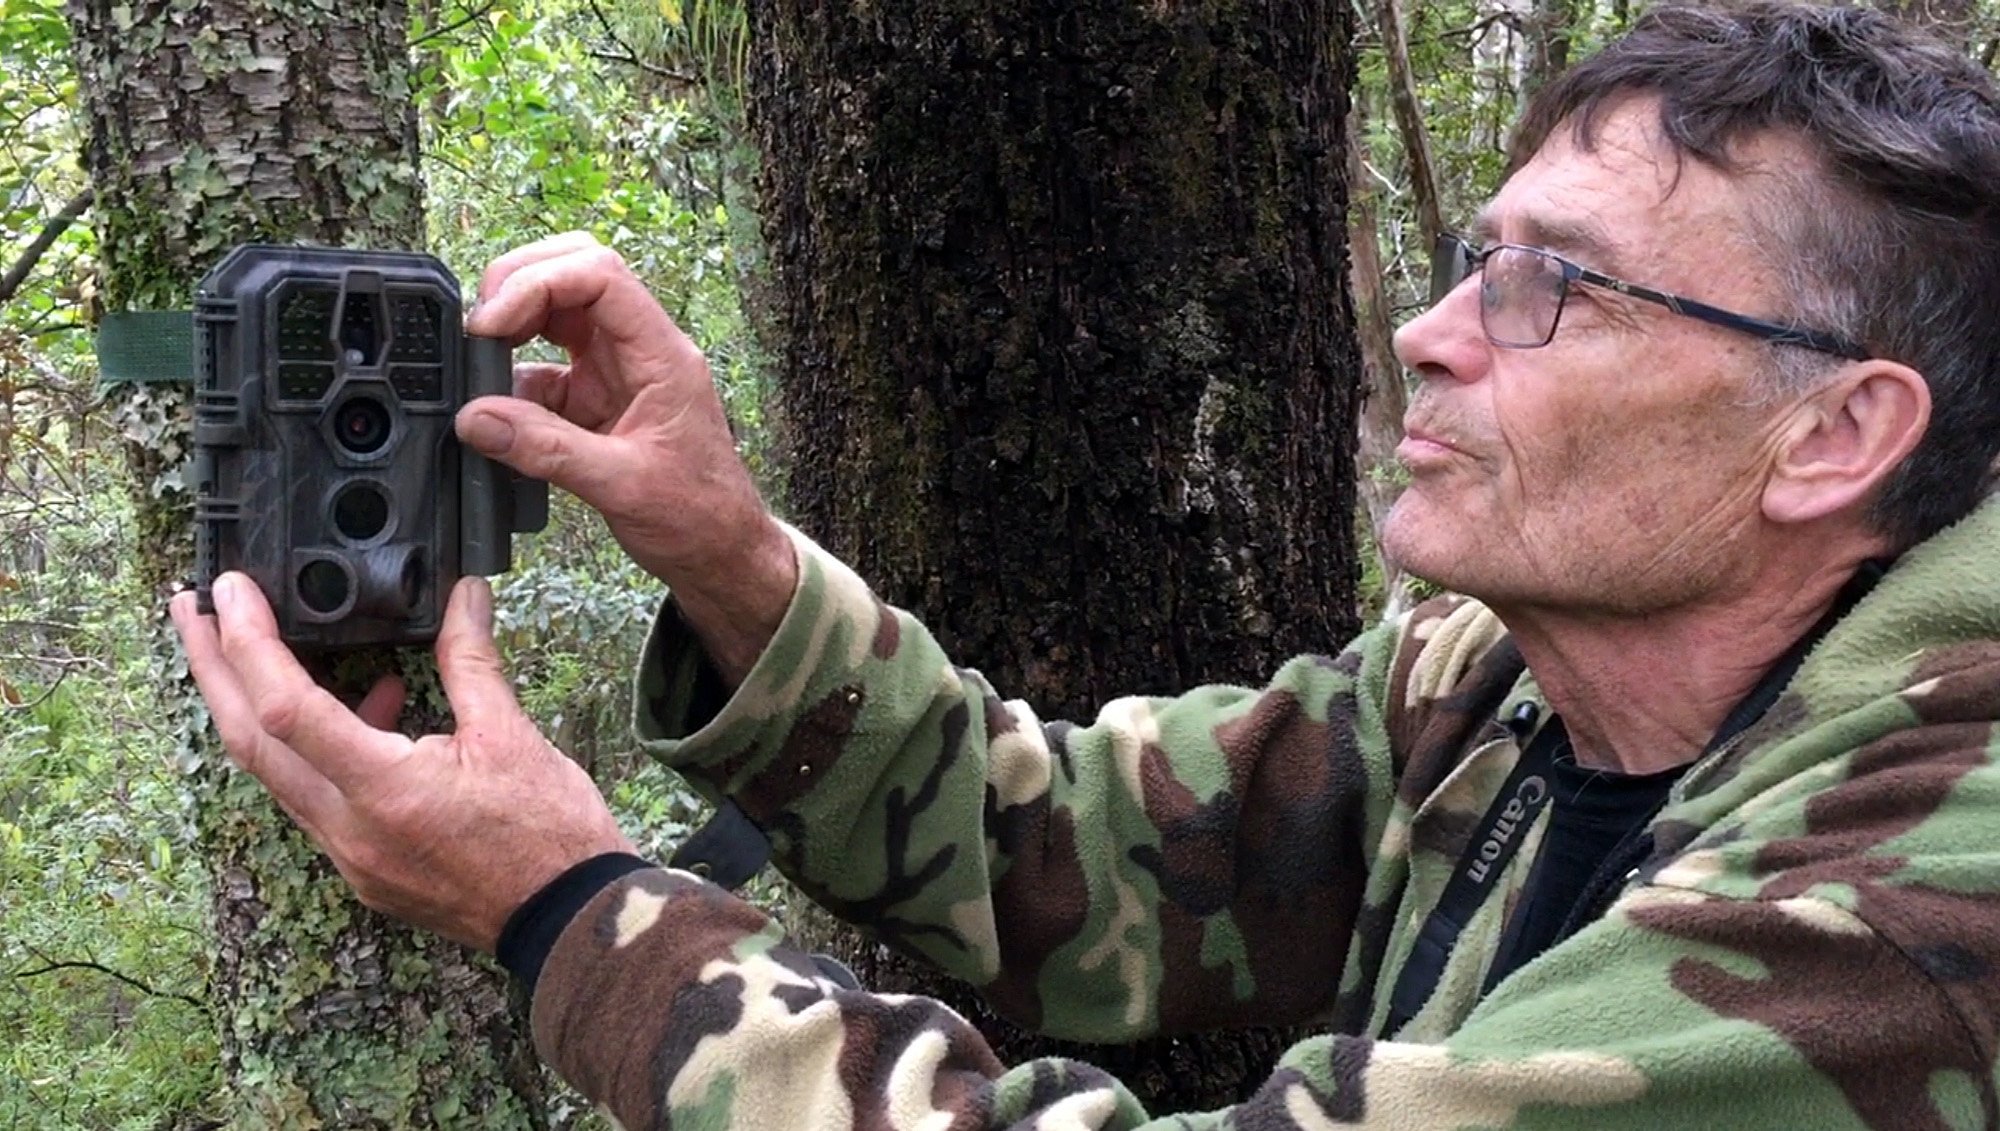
1430, 233, 1869, 361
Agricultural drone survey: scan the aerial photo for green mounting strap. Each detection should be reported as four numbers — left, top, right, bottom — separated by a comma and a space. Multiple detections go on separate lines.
95, 309, 195, 385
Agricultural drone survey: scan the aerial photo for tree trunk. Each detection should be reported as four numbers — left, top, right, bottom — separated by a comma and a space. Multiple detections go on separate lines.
1345, 100, 1415, 621
67, 2, 548, 1126
744, 0, 1359, 1113
1522, 0, 1577, 99
1373, 0, 1441, 253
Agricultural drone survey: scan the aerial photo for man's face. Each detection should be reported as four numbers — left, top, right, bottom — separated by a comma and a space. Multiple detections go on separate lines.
1382, 100, 1805, 615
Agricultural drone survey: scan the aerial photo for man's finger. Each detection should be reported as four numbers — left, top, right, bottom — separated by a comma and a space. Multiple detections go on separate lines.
210, 573, 407, 793
513, 362, 570, 407
435, 576, 522, 729
456, 395, 639, 508
511, 362, 617, 434
171, 590, 342, 826
356, 674, 407, 732
472, 231, 601, 314
469, 247, 698, 365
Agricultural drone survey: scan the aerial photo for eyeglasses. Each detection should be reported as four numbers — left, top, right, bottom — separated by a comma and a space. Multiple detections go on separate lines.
1429, 233, 1868, 360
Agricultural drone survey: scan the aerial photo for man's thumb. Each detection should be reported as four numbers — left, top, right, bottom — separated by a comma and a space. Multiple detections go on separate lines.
457, 396, 627, 504
437, 576, 517, 725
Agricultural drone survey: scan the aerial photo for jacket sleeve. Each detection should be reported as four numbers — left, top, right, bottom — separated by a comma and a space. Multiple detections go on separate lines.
567, 529, 1993, 1130
528, 860, 1985, 1131
632, 526, 1405, 1042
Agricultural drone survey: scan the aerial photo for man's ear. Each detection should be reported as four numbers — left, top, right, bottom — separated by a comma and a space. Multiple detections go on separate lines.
1763, 361, 1930, 526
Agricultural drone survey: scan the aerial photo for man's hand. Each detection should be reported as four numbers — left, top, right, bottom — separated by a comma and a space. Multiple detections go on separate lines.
169, 571, 636, 952
459, 232, 795, 682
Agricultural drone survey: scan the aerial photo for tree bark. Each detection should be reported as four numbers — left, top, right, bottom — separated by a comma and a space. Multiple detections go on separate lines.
744, 0, 1359, 1113
66, 2, 548, 1126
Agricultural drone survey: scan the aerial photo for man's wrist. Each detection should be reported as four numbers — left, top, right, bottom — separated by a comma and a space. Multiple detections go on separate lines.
497, 852, 655, 995
670, 519, 799, 686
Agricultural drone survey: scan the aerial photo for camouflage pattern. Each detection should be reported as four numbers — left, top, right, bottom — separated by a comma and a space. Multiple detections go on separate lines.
528, 493, 2000, 1129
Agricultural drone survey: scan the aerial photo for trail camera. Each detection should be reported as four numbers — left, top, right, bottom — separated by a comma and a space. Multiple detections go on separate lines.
191, 246, 546, 649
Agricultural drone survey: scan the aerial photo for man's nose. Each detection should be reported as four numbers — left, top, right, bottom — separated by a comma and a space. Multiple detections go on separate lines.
1393, 275, 1489, 385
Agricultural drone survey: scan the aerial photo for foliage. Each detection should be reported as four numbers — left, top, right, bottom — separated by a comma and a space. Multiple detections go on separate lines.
0, 442, 220, 1130
417, 0, 771, 478
0, 0, 95, 418
0, 12, 197, 1119
1352, 0, 1660, 327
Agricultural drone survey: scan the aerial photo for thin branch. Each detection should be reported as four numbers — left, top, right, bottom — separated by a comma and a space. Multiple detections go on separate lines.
0, 94, 67, 135
1359, 155, 1402, 198
0, 653, 96, 667
1425, 12, 1516, 44
0, 619, 83, 633
0, 191, 91, 307
0, 666, 71, 712
12, 957, 207, 1012
587, 47, 696, 82
18, 300, 84, 337
1372, 0, 1444, 252
584, 0, 698, 83
412, 0, 499, 47
423, 147, 478, 178
1353, 10, 1515, 49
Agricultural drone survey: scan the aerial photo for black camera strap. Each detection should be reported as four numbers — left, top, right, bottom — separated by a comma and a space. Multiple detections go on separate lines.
1384, 672, 1796, 1035
1382, 705, 1560, 1035
1381, 561, 1886, 1037
668, 799, 859, 989
668, 798, 773, 891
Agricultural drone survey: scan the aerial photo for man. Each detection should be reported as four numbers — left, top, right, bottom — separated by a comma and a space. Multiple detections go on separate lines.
172, 3, 2000, 1127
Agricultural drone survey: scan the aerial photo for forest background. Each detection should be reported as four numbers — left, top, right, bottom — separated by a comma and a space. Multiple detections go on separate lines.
0, 0, 1983, 1127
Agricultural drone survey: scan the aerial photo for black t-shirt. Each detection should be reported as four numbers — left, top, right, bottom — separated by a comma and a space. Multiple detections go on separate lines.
1485, 738, 1685, 986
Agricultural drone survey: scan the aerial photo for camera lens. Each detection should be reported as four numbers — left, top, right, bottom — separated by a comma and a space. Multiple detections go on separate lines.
332, 481, 391, 542
297, 559, 353, 616
332, 397, 393, 454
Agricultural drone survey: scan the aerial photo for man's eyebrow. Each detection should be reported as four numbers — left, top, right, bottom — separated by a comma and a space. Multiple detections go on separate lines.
1469, 210, 1626, 275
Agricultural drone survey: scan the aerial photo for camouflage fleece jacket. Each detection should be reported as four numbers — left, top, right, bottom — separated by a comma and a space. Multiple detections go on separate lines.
527, 494, 2000, 1130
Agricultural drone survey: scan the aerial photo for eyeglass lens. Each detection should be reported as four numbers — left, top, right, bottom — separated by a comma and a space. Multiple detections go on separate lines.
1483, 247, 1567, 349
1429, 237, 1569, 349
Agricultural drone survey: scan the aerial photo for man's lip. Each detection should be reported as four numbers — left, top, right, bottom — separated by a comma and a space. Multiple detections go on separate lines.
1408, 425, 1456, 451
1400, 425, 1464, 453
1397, 425, 1469, 467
